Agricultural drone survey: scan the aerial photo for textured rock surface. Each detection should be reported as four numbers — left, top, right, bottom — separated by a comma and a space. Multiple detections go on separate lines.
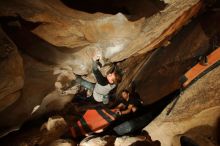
0, 54, 56, 136
133, 20, 210, 104
49, 139, 76, 146
0, 0, 216, 142
79, 134, 160, 146
32, 90, 76, 117
0, 0, 202, 75
172, 125, 219, 146
0, 27, 24, 111
133, 8, 220, 104
143, 65, 220, 146
0, 116, 71, 146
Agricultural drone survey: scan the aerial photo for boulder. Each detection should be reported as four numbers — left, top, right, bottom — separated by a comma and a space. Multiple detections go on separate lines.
49, 139, 76, 146
0, 54, 56, 136
143, 65, 220, 146
0, 116, 71, 146
79, 134, 160, 146
0, 27, 24, 111
0, 0, 203, 75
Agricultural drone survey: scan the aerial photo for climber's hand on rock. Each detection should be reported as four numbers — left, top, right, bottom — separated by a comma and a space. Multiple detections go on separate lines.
93, 54, 101, 61
92, 55, 100, 61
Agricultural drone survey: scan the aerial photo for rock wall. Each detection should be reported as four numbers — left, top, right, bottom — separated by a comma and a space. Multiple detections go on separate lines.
0, 0, 213, 140
0, 54, 56, 136
143, 65, 220, 146
0, 28, 24, 111
0, 0, 203, 75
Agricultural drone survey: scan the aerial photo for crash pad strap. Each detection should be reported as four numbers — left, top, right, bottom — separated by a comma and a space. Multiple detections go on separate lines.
79, 117, 92, 133
96, 109, 113, 123
104, 108, 117, 119
70, 120, 81, 137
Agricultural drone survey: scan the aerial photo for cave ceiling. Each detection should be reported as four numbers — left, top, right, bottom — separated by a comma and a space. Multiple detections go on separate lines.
0, 0, 202, 75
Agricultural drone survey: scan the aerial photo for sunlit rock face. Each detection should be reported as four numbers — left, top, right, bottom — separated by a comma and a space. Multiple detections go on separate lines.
143, 66, 220, 146
0, 0, 201, 75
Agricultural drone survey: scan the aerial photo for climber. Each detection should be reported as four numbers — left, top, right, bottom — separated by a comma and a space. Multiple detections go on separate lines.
75, 56, 122, 104
112, 89, 143, 116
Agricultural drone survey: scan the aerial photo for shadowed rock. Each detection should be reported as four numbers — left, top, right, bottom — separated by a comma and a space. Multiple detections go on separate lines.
0, 27, 24, 111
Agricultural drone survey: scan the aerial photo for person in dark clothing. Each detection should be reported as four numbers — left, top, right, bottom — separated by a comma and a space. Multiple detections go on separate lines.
75, 57, 122, 104
112, 89, 143, 115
